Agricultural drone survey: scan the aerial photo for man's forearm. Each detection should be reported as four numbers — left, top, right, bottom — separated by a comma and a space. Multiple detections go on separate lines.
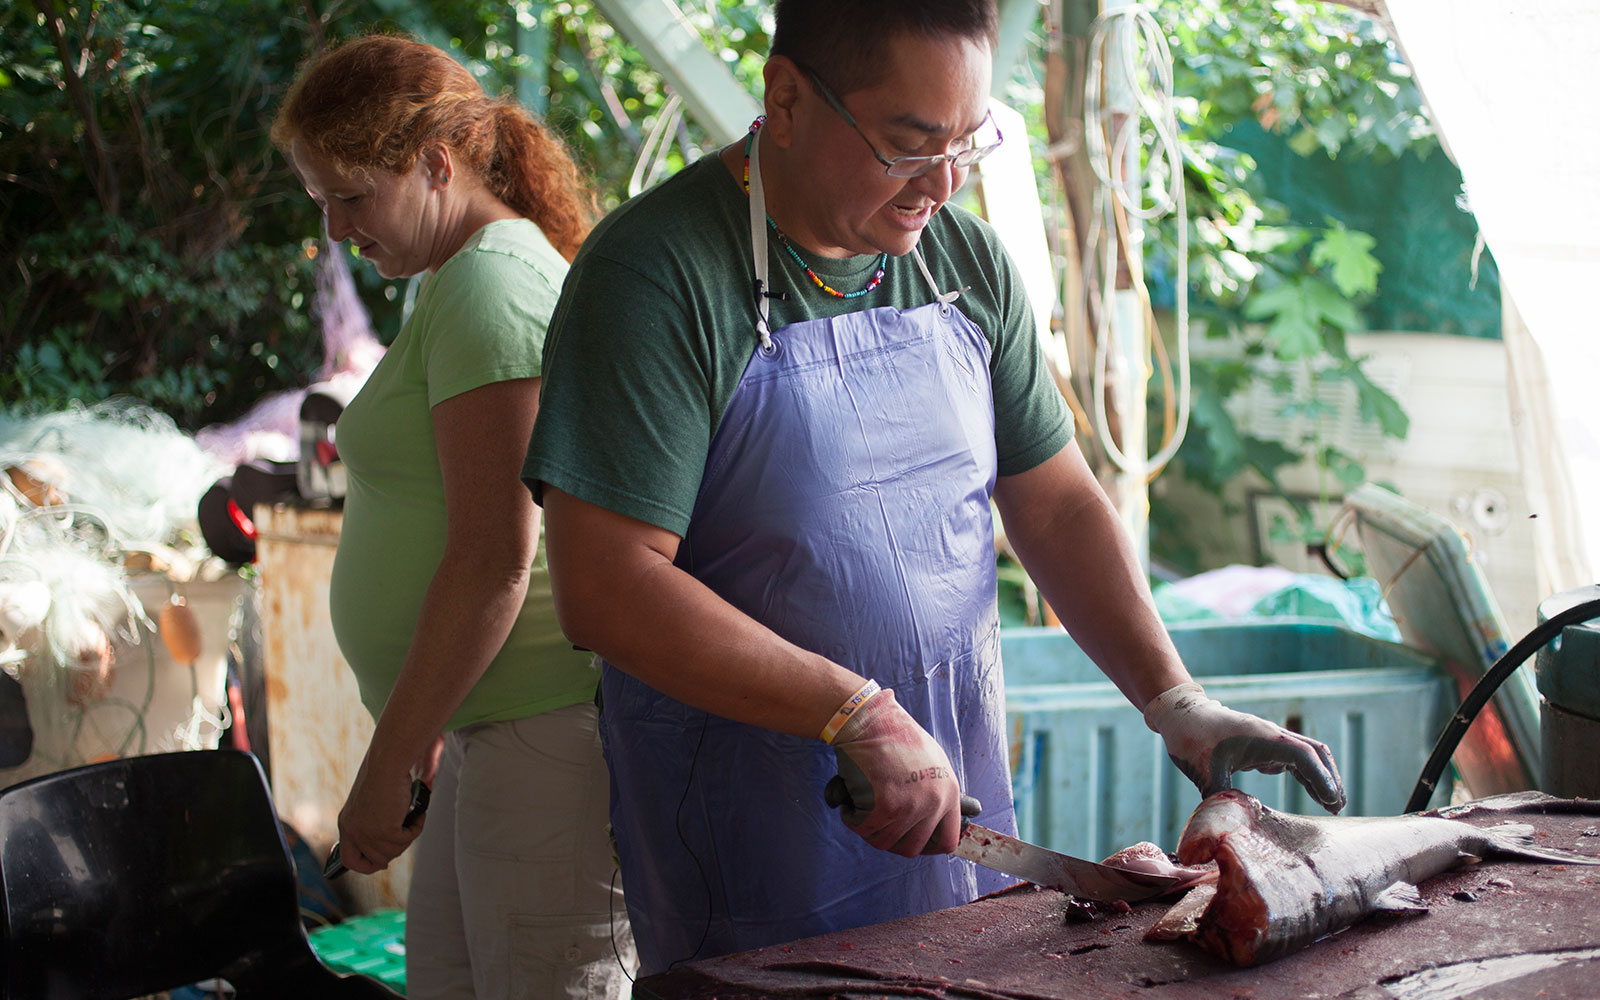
543, 486, 867, 739
994, 444, 1191, 709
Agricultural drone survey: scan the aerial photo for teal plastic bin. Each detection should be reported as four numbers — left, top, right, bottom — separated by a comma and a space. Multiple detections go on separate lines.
1002, 620, 1453, 861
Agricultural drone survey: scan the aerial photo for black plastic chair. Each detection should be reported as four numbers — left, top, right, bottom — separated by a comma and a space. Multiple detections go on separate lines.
0, 749, 402, 999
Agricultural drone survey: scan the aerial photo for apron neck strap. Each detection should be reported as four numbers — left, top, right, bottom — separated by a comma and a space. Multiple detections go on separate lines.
747, 125, 775, 352
910, 244, 962, 307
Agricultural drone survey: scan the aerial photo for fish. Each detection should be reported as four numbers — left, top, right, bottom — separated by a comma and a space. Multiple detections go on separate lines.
1148, 789, 1600, 967
1099, 840, 1217, 894
1052, 842, 1219, 923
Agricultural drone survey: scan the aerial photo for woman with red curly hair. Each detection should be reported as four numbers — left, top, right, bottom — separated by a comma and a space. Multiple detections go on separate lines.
272, 33, 633, 998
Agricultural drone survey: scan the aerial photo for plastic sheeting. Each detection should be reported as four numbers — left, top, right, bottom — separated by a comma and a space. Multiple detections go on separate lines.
1151, 563, 1403, 643
193, 241, 383, 468
1380, 1, 1600, 588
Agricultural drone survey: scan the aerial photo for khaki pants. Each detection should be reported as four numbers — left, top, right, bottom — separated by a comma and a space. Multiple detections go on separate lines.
405, 702, 636, 999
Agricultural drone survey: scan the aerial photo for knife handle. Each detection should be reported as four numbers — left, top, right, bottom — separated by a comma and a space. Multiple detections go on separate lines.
823, 774, 982, 821
323, 777, 431, 881
402, 776, 432, 827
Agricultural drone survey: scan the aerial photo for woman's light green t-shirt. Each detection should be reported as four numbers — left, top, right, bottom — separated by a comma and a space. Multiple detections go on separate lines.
329, 218, 596, 728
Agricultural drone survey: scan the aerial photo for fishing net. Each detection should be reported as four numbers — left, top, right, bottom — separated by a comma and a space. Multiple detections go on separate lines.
0, 398, 224, 553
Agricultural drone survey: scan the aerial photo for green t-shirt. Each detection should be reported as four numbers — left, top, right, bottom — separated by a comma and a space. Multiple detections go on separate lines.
330, 218, 598, 728
525, 156, 1072, 533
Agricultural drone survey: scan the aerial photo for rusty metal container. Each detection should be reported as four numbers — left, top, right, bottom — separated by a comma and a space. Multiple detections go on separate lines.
254, 503, 411, 915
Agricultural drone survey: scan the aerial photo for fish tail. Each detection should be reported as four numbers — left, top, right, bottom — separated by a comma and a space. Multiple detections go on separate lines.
1483, 822, 1600, 865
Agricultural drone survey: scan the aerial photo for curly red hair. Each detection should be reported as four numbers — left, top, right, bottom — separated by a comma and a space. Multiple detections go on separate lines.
272, 34, 595, 261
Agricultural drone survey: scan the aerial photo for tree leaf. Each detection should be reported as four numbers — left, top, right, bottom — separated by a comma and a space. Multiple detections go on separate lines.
1311, 224, 1383, 297
1303, 278, 1364, 332
1246, 283, 1323, 360
1348, 366, 1411, 439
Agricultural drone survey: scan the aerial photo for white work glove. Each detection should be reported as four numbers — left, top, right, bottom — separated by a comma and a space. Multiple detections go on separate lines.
828, 688, 964, 857
1145, 682, 1346, 813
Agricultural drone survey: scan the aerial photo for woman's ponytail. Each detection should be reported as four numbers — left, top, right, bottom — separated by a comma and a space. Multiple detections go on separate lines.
487, 102, 597, 262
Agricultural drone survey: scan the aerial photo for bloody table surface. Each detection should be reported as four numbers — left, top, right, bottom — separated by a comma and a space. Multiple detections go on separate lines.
633, 797, 1600, 1000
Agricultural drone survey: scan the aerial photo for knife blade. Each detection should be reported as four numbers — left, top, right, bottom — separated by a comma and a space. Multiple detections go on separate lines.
822, 772, 1178, 902
954, 821, 1178, 902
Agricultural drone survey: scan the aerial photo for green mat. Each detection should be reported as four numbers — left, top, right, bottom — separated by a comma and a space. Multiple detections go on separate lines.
309, 908, 407, 994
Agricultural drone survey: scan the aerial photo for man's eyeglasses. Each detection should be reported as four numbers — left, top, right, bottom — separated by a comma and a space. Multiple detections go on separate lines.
799, 65, 1004, 179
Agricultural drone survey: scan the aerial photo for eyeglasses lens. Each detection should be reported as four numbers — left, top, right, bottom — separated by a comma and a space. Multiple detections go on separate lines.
885, 139, 1001, 178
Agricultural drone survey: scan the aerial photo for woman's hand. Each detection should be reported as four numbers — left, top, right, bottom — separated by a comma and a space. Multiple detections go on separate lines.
335, 742, 437, 873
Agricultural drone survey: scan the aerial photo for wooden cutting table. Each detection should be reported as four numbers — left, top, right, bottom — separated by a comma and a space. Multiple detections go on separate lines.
633, 797, 1600, 999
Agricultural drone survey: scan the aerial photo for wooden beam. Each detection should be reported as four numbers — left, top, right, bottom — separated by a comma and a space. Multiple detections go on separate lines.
993, 0, 1042, 96
590, 0, 762, 145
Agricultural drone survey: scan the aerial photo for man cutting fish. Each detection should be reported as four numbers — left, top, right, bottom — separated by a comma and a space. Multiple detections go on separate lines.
523, 0, 1346, 975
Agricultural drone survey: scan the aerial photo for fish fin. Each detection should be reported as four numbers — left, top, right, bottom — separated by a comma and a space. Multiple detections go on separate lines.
1145, 883, 1217, 942
1484, 822, 1600, 865
1372, 881, 1428, 914
1433, 791, 1600, 819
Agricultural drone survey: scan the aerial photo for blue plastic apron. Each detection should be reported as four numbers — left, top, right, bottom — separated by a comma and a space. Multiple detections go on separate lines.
600, 129, 1016, 974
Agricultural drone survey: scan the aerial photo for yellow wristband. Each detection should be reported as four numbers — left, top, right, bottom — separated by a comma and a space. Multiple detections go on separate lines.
819, 679, 882, 745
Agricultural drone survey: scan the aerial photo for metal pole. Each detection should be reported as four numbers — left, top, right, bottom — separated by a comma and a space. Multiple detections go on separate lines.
1103, 0, 1150, 566
591, 0, 762, 144
514, 2, 550, 116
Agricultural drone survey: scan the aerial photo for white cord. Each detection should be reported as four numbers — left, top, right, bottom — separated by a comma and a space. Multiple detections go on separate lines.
168, 694, 232, 752
628, 93, 685, 198
1083, 3, 1191, 476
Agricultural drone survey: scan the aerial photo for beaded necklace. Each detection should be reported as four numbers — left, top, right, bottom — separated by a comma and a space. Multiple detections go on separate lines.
743, 121, 887, 300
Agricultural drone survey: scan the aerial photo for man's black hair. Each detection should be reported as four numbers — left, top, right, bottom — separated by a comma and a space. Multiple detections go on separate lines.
770, 0, 999, 96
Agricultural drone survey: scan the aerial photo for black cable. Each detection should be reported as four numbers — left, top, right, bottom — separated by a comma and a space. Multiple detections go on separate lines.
1406, 590, 1600, 813
1307, 541, 1351, 581
609, 865, 634, 985
666, 711, 714, 971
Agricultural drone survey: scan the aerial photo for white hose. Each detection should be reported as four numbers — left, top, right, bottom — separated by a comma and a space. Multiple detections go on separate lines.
1083, 3, 1191, 476
629, 92, 685, 198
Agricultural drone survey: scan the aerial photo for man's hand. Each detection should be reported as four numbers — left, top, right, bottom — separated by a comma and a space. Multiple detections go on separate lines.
1145, 682, 1346, 813
830, 688, 963, 856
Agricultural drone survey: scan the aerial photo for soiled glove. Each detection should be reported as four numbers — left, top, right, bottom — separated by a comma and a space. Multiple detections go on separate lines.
1145, 682, 1346, 813
831, 688, 963, 857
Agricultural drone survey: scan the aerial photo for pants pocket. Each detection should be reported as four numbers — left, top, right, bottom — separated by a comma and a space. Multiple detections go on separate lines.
509, 914, 634, 1000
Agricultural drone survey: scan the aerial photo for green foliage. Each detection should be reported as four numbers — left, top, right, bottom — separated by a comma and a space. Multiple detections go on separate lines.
2, 0, 335, 425
1145, 0, 1428, 570
3, 205, 317, 417
1311, 221, 1381, 297
1160, 0, 1431, 162
424, 0, 770, 210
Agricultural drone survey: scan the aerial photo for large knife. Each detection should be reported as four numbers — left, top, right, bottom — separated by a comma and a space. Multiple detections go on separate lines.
952, 818, 1178, 902
824, 775, 1178, 903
